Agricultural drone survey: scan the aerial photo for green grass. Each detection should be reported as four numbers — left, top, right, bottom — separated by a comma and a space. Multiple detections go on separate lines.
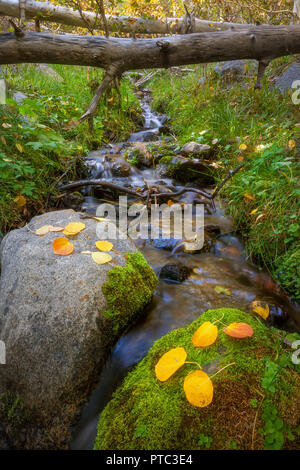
150, 59, 300, 299
0, 64, 140, 235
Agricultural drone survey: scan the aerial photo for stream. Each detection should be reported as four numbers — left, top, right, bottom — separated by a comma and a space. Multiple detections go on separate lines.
70, 86, 298, 450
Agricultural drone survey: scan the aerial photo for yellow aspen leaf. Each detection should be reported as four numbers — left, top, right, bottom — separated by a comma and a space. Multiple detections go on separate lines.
244, 193, 255, 201
14, 195, 26, 207
250, 208, 258, 215
93, 217, 108, 222
91, 252, 112, 265
251, 300, 270, 320
288, 139, 296, 150
184, 370, 213, 407
35, 225, 54, 236
49, 226, 64, 232
214, 285, 231, 296
52, 237, 74, 256
63, 222, 86, 235
155, 347, 187, 382
95, 241, 114, 252
192, 322, 218, 348
16, 143, 23, 153
239, 143, 247, 151
167, 200, 174, 206
224, 322, 253, 338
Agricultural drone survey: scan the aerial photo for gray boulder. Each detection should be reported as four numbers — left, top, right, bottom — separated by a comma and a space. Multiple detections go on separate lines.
180, 142, 211, 157
0, 209, 157, 425
12, 91, 28, 105
214, 60, 256, 81
36, 64, 64, 82
274, 61, 300, 93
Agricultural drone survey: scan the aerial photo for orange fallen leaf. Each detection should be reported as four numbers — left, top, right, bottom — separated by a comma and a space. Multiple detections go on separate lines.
53, 237, 74, 256
184, 370, 213, 407
155, 347, 187, 382
244, 193, 255, 201
224, 322, 253, 338
192, 322, 218, 347
95, 240, 114, 252
14, 195, 26, 207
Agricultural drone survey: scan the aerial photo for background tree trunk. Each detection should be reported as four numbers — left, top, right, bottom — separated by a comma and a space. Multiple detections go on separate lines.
0, 0, 251, 34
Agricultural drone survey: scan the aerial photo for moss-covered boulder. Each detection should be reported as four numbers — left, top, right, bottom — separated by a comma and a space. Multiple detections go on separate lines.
95, 308, 300, 450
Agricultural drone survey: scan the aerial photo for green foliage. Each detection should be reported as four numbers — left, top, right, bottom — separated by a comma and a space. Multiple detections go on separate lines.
227, 440, 240, 450
0, 392, 30, 427
197, 433, 213, 449
0, 64, 140, 233
260, 400, 284, 450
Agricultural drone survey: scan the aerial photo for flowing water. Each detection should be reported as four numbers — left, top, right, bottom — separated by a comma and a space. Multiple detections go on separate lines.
71, 87, 299, 450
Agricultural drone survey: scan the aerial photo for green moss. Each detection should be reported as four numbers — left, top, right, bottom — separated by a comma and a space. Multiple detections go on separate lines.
0, 391, 31, 428
94, 308, 300, 450
102, 251, 158, 334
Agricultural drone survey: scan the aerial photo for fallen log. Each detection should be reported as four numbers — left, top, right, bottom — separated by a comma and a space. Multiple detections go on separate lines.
1, 24, 300, 120
0, 0, 251, 34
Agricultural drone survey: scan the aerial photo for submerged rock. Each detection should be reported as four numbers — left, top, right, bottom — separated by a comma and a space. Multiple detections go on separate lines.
159, 263, 192, 283
95, 308, 300, 450
166, 156, 215, 184
0, 209, 157, 446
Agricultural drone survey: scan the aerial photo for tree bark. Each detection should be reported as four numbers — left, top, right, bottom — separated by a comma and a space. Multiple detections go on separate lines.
0, 0, 251, 34
293, 0, 300, 23
0, 26, 299, 69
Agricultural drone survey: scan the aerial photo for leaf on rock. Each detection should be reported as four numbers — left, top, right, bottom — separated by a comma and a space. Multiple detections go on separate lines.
35, 225, 64, 236
251, 300, 270, 320
155, 347, 187, 382
52, 237, 74, 256
184, 370, 214, 407
91, 252, 112, 265
224, 322, 253, 338
49, 226, 64, 232
63, 222, 86, 236
192, 322, 218, 347
35, 225, 54, 236
95, 241, 114, 252
214, 285, 231, 296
